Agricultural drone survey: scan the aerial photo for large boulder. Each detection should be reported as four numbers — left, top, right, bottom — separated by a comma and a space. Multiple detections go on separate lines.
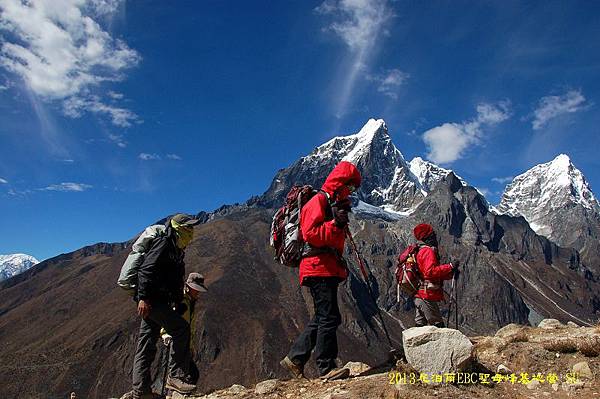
402, 326, 474, 374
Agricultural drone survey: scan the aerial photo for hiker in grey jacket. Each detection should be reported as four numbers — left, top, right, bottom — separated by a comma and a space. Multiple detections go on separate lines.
119, 214, 200, 399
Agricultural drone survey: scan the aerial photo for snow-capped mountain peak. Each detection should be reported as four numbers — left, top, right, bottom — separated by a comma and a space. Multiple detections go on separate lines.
0, 253, 39, 281
408, 156, 466, 193
497, 154, 599, 238
261, 119, 475, 214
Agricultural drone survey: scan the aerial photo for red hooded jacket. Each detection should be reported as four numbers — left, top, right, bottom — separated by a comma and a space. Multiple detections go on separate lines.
298, 161, 362, 285
414, 246, 453, 301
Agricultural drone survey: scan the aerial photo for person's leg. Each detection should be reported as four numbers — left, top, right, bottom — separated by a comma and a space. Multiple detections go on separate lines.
147, 302, 191, 380
424, 299, 445, 327
414, 298, 427, 327
132, 317, 160, 394
287, 279, 320, 367
313, 278, 341, 376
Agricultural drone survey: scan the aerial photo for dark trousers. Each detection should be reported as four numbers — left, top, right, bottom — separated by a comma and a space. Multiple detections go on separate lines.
288, 277, 341, 376
132, 302, 191, 394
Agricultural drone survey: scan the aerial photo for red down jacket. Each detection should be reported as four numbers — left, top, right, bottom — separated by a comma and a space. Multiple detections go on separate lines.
414, 246, 453, 301
298, 161, 362, 285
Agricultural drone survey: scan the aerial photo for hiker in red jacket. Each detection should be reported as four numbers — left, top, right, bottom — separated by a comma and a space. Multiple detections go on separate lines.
280, 161, 361, 381
412, 223, 459, 328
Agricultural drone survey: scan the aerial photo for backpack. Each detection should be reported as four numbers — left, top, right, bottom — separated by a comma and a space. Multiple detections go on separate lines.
117, 224, 167, 295
270, 185, 322, 267
395, 244, 422, 301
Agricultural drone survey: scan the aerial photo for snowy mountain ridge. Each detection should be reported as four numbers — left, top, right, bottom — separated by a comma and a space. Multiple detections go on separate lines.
297, 119, 461, 214
0, 253, 39, 281
497, 154, 600, 237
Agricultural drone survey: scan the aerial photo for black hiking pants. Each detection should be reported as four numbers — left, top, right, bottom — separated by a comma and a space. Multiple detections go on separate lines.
288, 277, 342, 376
132, 301, 191, 394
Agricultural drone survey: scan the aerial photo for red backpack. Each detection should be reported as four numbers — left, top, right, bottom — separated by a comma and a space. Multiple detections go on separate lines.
395, 244, 423, 301
270, 185, 320, 267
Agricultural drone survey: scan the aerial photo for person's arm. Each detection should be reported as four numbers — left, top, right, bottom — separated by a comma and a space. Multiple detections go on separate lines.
418, 248, 453, 280
301, 195, 345, 247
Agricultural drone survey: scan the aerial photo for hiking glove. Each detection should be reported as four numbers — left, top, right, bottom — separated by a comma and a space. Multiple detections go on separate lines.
452, 261, 460, 279
332, 199, 351, 228
333, 207, 349, 228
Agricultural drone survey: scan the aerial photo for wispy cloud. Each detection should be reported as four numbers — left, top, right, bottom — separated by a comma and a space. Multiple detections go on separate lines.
315, 0, 392, 117
0, 177, 7, 184
532, 89, 587, 130
41, 182, 92, 192
108, 133, 127, 148
0, 0, 140, 126
423, 101, 511, 164
63, 94, 139, 127
492, 176, 514, 184
138, 153, 161, 161
139, 152, 182, 161
366, 68, 409, 99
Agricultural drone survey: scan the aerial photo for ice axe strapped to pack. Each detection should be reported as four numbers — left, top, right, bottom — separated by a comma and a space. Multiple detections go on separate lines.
344, 228, 402, 361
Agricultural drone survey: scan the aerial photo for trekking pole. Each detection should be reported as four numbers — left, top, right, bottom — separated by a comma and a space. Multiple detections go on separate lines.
344, 228, 395, 350
161, 341, 172, 396
445, 277, 455, 327
454, 277, 459, 330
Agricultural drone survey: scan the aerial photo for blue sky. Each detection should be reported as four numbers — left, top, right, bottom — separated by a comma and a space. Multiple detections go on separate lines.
1, 0, 599, 260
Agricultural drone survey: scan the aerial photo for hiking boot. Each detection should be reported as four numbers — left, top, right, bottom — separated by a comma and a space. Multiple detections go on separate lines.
119, 391, 134, 399
280, 356, 304, 379
320, 367, 350, 381
131, 391, 162, 399
166, 376, 196, 393
121, 391, 161, 399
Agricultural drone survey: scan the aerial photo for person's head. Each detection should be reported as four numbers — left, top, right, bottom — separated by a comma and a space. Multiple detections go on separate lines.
170, 213, 200, 249
185, 272, 208, 300
321, 161, 362, 201
413, 223, 437, 246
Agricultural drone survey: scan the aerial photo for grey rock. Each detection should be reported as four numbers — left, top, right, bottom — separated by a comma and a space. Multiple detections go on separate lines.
538, 319, 565, 329
402, 326, 473, 375
495, 323, 524, 338
572, 361, 593, 379
342, 361, 371, 377
254, 379, 278, 395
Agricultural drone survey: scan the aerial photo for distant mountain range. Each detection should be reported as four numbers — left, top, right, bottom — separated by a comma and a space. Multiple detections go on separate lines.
0, 253, 38, 281
1, 119, 598, 398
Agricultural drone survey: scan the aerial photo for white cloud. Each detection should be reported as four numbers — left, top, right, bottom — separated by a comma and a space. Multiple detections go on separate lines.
492, 176, 514, 184
315, 0, 392, 117
366, 68, 409, 99
139, 153, 160, 161
41, 182, 92, 192
0, 0, 140, 126
108, 133, 127, 148
423, 101, 511, 164
532, 89, 587, 130
0, 177, 7, 183
166, 153, 182, 160
107, 90, 124, 99
62, 95, 138, 127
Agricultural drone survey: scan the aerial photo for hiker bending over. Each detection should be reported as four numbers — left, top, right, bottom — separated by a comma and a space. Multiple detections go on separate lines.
281, 161, 362, 381
156, 272, 207, 391
412, 223, 459, 328
120, 213, 200, 399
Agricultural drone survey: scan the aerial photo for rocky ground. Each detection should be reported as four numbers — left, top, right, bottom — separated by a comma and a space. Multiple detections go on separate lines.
159, 320, 599, 399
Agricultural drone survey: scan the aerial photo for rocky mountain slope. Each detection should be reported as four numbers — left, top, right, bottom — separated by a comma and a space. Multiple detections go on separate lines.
0, 253, 39, 281
139, 322, 600, 399
0, 119, 599, 399
497, 154, 600, 275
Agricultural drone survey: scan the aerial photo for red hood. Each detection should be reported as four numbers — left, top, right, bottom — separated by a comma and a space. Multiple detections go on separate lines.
321, 161, 362, 201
